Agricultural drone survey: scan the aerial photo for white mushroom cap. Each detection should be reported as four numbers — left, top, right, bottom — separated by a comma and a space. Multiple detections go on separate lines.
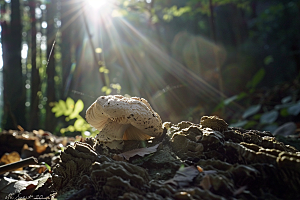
86, 95, 163, 143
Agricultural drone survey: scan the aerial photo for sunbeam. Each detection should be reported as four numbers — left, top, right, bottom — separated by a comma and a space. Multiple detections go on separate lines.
70, 1, 232, 122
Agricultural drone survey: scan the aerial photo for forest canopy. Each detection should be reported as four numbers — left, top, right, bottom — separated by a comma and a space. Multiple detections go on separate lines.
0, 0, 299, 136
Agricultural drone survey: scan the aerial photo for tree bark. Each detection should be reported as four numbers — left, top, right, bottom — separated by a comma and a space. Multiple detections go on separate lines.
209, 0, 224, 110
29, 0, 40, 130
2, 0, 26, 130
60, 0, 73, 99
45, 0, 57, 132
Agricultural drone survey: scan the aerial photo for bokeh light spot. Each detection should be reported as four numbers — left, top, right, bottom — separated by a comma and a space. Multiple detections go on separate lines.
95, 48, 102, 53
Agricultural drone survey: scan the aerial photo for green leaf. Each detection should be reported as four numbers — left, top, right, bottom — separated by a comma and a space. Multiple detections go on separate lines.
51, 100, 66, 117
101, 86, 108, 92
247, 68, 265, 89
223, 95, 238, 105
260, 110, 278, 124
281, 96, 292, 104
74, 118, 86, 131
263, 55, 274, 65
99, 66, 109, 73
213, 102, 225, 112
288, 101, 300, 116
111, 83, 122, 93
106, 88, 112, 95
67, 125, 75, 132
280, 108, 289, 117
69, 99, 84, 119
252, 114, 262, 120
242, 105, 261, 119
74, 99, 84, 113
64, 97, 75, 116
40, 162, 51, 172
237, 92, 247, 100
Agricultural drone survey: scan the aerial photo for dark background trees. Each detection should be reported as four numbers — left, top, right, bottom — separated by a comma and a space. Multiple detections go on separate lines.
0, 0, 299, 134
1, 0, 26, 130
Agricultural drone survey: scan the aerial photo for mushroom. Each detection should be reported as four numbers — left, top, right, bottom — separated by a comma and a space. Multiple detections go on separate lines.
85, 95, 163, 149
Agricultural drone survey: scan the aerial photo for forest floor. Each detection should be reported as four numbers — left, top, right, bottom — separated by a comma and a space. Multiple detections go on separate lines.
0, 118, 299, 200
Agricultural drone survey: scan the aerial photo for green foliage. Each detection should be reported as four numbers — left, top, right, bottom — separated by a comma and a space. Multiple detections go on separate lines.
163, 6, 191, 22
216, 67, 265, 114
288, 101, 300, 116
40, 162, 51, 172
242, 104, 261, 119
218, 66, 289, 131
230, 95, 300, 132
51, 98, 98, 137
246, 68, 265, 91
99, 66, 109, 74
188, 0, 250, 16
101, 86, 112, 95
259, 110, 278, 124
264, 55, 274, 65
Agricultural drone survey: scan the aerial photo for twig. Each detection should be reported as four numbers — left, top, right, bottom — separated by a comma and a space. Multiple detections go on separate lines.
0, 157, 38, 175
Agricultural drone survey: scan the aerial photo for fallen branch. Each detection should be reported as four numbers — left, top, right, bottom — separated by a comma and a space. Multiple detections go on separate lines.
0, 156, 38, 175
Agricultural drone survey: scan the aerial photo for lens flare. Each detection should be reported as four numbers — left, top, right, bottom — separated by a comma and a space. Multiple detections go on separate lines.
86, 0, 109, 10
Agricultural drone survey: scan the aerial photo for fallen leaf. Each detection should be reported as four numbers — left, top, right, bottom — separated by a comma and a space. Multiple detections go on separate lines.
0, 152, 22, 171
200, 174, 211, 190
112, 154, 125, 161
118, 143, 161, 161
165, 165, 199, 187
34, 139, 48, 154
0, 173, 51, 199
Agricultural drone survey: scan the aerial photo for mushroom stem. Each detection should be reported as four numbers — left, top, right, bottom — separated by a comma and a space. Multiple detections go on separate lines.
97, 119, 131, 142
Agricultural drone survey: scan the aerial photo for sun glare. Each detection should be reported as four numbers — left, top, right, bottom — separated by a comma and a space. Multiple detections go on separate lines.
86, 0, 109, 10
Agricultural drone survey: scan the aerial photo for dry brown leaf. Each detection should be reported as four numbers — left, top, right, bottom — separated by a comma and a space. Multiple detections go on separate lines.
34, 139, 48, 154
23, 144, 29, 150
0, 152, 22, 171
112, 154, 125, 161
118, 143, 160, 160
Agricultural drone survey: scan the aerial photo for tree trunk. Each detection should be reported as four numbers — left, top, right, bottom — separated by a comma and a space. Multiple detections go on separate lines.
45, 0, 57, 132
2, 0, 26, 130
209, 0, 224, 110
60, 0, 73, 99
29, 0, 40, 130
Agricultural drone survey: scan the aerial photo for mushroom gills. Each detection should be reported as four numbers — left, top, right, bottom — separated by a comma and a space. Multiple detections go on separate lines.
123, 126, 152, 140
